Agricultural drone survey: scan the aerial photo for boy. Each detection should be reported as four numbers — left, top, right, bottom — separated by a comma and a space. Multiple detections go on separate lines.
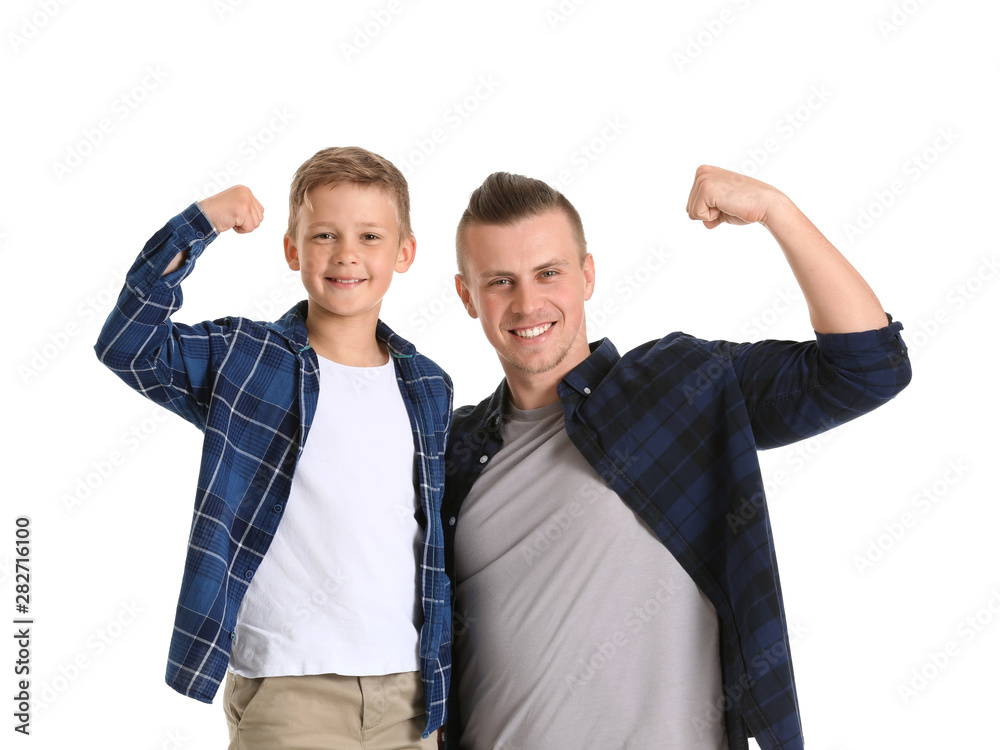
95, 147, 452, 749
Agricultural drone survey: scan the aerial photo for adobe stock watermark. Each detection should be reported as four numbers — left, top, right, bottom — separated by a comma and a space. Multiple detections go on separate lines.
842, 126, 960, 244
679, 288, 799, 407
726, 418, 841, 533
33, 600, 144, 713
586, 244, 670, 337
403, 277, 461, 337
51, 65, 169, 182
340, 0, 411, 63
739, 287, 798, 340
186, 106, 296, 204
672, 0, 754, 72
853, 459, 970, 575
17, 266, 128, 385
897, 587, 1000, 706
564, 576, 686, 695
548, 116, 627, 192
902, 253, 998, 361
878, 0, 931, 40
731, 85, 834, 177
7, 0, 72, 53
145, 729, 190, 750
397, 75, 501, 178
545, 0, 590, 29
692, 619, 810, 736
213, 0, 249, 20
61, 405, 172, 514
521, 451, 640, 566
277, 570, 350, 639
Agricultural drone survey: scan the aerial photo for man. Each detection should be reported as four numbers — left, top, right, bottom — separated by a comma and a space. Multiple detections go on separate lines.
441, 166, 911, 749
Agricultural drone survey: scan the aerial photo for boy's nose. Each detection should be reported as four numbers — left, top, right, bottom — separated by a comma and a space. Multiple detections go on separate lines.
330, 242, 360, 264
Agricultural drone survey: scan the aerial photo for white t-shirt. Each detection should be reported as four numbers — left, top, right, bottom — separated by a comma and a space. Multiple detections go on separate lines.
230, 354, 422, 678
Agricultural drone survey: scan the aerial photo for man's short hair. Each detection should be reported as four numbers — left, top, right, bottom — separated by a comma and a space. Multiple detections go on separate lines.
287, 146, 411, 243
456, 172, 587, 278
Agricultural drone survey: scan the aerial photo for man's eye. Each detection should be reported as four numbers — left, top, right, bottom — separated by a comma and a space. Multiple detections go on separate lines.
540, 270, 558, 278
489, 279, 511, 287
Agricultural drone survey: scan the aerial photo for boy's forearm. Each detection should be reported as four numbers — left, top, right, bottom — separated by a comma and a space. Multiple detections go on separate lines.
96, 203, 216, 365
761, 195, 888, 335
162, 248, 190, 275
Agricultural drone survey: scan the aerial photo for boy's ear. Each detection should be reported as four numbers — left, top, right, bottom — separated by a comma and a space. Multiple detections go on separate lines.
283, 234, 300, 271
455, 274, 479, 319
394, 234, 417, 273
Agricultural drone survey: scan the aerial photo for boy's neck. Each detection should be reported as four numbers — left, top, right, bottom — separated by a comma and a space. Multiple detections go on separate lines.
303, 301, 388, 367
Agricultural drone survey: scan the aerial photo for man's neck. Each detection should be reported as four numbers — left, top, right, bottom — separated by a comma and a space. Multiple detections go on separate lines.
304, 301, 387, 367
503, 349, 591, 411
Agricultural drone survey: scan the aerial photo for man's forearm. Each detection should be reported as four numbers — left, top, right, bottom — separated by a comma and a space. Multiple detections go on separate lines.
761, 195, 888, 335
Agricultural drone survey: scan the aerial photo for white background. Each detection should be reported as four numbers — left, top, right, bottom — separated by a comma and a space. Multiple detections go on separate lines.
3, 0, 998, 747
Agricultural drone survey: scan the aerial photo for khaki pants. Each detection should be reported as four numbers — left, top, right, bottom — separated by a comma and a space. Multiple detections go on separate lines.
223, 670, 437, 750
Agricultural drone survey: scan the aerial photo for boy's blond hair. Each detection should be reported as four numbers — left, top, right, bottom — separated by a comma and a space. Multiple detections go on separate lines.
287, 146, 412, 243
455, 171, 587, 278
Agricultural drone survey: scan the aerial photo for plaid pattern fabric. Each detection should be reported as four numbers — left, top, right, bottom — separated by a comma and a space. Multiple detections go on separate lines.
95, 204, 453, 737
443, 322, 910, 749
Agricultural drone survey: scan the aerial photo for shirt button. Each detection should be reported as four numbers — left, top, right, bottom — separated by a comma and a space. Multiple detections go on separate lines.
273, 504, 283, 513
230, 631, 236, 640
448, 517, 456, 526
196, 231, 205, 238
244, 569, 254, 579
479, 455, 488, 464
583, 387, 591, 395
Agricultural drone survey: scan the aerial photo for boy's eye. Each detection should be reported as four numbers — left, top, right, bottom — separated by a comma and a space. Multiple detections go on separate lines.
314, 233, 334, 240
362, 233, 379, 241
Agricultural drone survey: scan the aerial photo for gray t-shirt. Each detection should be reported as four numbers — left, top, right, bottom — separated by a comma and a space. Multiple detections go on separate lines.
454, 400, 728, 750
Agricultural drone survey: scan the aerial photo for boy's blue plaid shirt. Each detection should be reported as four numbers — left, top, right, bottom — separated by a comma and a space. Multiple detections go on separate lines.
443, 317, 911, 748
95, 204, 453, 738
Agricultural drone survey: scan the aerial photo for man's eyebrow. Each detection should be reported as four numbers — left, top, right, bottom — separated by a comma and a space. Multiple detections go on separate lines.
477, 258, 570, 281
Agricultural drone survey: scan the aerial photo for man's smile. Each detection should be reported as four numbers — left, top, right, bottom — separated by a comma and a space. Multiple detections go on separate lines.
510, 322, 555, 339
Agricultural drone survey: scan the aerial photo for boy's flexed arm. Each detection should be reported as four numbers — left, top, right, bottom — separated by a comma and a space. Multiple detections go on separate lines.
162, 186, 263, 275
686, 165, 888, 335
683, 165, 910, 447
95, 186, 264, 429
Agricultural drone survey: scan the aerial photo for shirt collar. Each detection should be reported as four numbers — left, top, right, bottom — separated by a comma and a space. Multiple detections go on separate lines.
481, 337, 622, 438
560, 337, 620, 395
268, 301, 416, 358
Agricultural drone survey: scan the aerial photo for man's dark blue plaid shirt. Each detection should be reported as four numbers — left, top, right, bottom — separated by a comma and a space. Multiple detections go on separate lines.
95, 204, 453, 738
442, 319, 910, 749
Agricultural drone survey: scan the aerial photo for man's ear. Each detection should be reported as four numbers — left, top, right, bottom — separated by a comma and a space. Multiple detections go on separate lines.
455, 274, 479, 319
284, 234, 300, 271
394, 234, 417, 273
582, 253, 595, 301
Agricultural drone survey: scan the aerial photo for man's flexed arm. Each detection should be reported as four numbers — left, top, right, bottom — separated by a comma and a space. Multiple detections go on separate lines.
685, 165, 887, 334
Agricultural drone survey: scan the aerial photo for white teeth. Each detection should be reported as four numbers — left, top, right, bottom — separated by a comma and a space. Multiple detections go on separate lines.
331, 278, 361, 283
513, 323, 553, 339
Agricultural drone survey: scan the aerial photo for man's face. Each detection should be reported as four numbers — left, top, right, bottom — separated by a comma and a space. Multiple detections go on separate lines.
456, 210, 595, 380
284, 183, 414, 328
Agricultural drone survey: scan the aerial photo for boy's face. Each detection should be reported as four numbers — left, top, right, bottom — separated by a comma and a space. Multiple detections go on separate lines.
284, 182, 414, 330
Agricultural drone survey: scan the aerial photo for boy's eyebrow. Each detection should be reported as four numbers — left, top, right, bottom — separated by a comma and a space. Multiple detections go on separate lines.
477, 258, 569, 281
306, 220, 391, 229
